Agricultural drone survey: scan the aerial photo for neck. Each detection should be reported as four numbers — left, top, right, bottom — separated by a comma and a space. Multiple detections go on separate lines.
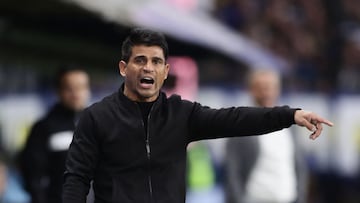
123, 86, 158, 102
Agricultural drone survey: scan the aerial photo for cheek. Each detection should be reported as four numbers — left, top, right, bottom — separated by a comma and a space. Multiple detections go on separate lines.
77, 90, 89, 99
157, 75, 167, 86
125, 70, 137, 81
123, 66, 134, 77
125, 76, 139, 90
62, 93, 74, 103
160, 70, 169, 80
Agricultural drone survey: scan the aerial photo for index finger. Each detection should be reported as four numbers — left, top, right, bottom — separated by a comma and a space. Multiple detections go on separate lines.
314, 117, 334, 127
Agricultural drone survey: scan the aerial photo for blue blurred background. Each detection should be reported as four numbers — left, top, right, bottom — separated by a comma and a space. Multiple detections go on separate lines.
0, 0, 360, 202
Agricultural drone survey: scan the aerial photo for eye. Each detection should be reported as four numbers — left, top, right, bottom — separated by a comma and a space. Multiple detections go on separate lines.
153, 58, 163, 65
134, 57, 146, 65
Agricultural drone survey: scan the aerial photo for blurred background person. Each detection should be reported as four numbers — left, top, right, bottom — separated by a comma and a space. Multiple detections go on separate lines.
19, 66, 90, 203
225, 69, 308, 203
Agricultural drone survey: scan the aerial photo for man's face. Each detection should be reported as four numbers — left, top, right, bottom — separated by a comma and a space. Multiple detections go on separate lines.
119, 45, 169, 102
58, 71, 90, 111
250, 72, 280, 107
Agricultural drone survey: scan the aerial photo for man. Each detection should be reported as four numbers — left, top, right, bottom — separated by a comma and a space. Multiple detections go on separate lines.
225, 70, 308, 203
62, 28, 333, 203
21, 67, 90, 203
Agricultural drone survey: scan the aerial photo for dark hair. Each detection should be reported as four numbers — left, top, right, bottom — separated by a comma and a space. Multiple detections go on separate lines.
121, 28, 169, 62
55, 65, 87, 90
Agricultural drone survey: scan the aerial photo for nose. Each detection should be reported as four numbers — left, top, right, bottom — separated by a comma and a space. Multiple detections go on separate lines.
143, 61, 155, 72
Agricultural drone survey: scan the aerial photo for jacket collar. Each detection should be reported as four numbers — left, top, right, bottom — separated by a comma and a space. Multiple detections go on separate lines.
117, 83, 165, 107
49, 102, 76, 117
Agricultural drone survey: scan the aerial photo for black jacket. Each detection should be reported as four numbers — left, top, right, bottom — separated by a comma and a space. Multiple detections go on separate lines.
63, 88, 297, 203
21, 103, 78, 203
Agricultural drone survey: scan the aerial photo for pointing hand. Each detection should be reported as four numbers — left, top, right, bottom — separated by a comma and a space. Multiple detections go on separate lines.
294, 110, 334, 140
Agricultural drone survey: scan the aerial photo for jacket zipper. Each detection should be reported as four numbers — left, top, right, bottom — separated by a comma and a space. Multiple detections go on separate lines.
146, 111, 153, 199
136, 103, 154, 200
146, 140, 153, 199
147, 105, 155, 201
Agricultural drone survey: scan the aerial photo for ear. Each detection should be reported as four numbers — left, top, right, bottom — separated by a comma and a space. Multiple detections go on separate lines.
164, 63, 170, 80
119, 61, 127, 77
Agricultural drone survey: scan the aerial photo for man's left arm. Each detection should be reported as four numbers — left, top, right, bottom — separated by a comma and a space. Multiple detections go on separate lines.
187, 103, 333, 142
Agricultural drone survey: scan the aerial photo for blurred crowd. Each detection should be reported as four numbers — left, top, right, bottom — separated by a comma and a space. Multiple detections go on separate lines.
214, 0, 360, 94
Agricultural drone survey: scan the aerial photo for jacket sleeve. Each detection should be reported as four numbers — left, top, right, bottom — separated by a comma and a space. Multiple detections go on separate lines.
20, 121, 48, 203
188, 103, 298, 142
62, 109, 99, 203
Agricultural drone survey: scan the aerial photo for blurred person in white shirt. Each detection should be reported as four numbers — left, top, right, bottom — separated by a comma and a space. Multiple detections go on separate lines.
225, 69, 308, 203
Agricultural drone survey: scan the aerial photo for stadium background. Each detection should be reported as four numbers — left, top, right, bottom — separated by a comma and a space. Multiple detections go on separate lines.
0, 0, 360, 202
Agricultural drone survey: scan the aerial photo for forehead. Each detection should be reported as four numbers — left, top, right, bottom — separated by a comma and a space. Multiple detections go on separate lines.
252, 72, 279, 83
62, 71, 89, 84
63, 71, 88, 79
130, 45, 165, 59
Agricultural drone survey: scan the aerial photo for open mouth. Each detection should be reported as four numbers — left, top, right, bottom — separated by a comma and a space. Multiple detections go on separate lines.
140, 77, 155, 85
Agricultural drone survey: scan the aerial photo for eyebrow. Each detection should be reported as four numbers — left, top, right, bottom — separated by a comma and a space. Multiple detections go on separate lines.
134, 55, 146, 60
133, 55, 165, 62
152, 57, 164, 62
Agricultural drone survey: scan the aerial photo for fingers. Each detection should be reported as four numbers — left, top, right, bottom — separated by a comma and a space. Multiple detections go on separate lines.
318, 118, 334, 127
294, 110, 333, 140
309, 114, 333, 126
302, 118, 316, 132
316, 122, 323, 132
309, 122, 323, 140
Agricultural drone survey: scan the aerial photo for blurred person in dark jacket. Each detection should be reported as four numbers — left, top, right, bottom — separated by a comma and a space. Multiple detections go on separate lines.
225, 69, 308, 203
20, 67, 90, 203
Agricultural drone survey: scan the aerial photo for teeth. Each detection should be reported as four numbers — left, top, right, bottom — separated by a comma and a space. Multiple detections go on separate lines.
140, 77, 154, 84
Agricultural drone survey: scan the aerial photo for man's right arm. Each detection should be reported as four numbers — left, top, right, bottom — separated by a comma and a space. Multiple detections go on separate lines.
63, 109, 99, 202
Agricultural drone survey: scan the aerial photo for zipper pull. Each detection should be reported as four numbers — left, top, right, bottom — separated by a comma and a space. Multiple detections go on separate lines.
146, 140, 151, 157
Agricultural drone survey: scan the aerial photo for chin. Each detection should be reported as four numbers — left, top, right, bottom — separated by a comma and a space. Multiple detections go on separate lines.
69, 103, 86, 111
139, 89, 157, 97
